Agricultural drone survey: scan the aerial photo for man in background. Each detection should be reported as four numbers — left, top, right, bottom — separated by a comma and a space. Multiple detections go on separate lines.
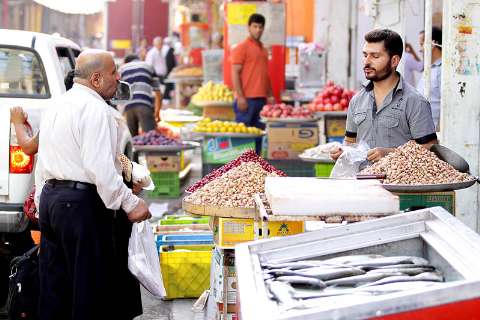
120, 54, 160, 136
416, 27, 443, 131
231, 13, 275, 130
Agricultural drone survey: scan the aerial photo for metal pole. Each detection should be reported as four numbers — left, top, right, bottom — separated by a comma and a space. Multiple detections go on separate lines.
423, 0, 432, 101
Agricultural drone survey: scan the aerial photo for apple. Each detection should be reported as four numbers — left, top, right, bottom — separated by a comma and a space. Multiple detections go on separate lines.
333, 103, 342, 111
330, 95, 339, 104
340, 98, 348, 109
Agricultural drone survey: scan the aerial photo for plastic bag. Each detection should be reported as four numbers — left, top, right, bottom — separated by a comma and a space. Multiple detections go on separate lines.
132, 162, 155, 191
330, 141, 369, 178
128, 221, 166, 298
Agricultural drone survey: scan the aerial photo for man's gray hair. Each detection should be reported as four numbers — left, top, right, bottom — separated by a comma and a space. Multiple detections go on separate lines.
153, 36, 162, 45
74, 59, 104, 79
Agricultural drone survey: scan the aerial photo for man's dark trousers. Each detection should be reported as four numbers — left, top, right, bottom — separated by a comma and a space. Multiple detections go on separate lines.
38, 183, 115, 320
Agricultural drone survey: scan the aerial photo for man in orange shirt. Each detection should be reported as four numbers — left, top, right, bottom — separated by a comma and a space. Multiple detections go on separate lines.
231, 13, 274, 129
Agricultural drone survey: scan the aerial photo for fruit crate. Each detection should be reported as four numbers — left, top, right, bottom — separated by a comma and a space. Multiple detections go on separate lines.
159, 244, 214, 299
148, 172, 180, 198
267, 160, 316, 177
314, 162, 335, 177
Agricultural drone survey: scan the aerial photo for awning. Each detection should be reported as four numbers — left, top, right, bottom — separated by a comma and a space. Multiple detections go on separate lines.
32, 0, 111, 15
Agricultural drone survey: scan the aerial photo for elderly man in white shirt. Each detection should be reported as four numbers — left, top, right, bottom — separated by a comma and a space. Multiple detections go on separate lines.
145, 36, 167, 78
36, 49, 151, 320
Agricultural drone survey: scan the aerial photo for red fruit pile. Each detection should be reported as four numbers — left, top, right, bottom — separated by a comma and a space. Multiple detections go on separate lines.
260, 103, 313, 119
186, 150, 287, 193
307, 80, 356, 112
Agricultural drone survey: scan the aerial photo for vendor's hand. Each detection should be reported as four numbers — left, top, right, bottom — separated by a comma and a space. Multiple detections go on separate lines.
330, 147, 344, 161
237, 97, 248, 112
10, 107, 28, 124
367, 147, 393, 162
267, 96, 275, 105
132, 182, 143, 195
127, 199, 151, 223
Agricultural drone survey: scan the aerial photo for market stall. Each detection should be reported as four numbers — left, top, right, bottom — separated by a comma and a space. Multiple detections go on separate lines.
133, 126, 200, 197
236, 207, 480, 320
191, 81, 235, 121
166, 65, 204, 109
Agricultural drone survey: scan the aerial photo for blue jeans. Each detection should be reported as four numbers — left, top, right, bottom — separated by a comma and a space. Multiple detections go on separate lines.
233, 97, 266, 130
233, 97, 266, 154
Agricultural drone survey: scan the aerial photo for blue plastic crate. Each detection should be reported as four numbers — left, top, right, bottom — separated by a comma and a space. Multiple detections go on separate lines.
155, 233, 214, 251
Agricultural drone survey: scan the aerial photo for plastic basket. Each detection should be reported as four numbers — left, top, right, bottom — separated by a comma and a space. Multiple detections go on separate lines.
159, 244, 214, 299
155, 233, 213, 251
160, 215, 210, 225
314, 162, 335, 177
148, 172, 180, 198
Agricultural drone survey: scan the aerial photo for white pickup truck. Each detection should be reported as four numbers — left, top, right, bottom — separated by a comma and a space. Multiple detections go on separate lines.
0, 30, 133, 235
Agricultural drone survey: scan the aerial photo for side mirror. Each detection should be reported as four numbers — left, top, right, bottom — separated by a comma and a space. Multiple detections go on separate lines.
110, 81, 132, 105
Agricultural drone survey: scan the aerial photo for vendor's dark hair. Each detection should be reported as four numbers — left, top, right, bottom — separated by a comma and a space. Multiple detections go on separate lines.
432, 27, 442, 50
248, 13, 265, 26
124, 54, 139, 64
365, 29, 403, 58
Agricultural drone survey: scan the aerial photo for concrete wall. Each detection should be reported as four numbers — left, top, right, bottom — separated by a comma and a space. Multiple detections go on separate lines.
314, 0, 351, 87
441, 0, 480, 232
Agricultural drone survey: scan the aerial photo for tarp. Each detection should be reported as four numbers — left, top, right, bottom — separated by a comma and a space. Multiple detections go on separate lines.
33, 0, 109, 15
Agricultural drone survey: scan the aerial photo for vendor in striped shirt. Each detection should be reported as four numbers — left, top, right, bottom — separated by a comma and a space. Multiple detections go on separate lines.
119, 54, 161, 136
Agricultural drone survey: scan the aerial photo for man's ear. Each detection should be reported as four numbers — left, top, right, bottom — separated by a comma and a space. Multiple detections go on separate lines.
391, 55, 401, 68
90, 72, 102, 88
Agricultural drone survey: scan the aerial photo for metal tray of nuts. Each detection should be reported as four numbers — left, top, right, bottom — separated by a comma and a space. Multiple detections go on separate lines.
382, 179, 477, 193
182, 199, 256, 218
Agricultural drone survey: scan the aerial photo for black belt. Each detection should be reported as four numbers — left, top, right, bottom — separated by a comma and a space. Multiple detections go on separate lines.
46, 179, 95, 191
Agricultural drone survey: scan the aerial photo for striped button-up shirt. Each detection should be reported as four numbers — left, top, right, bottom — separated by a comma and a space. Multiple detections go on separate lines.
346, 73, 437, 149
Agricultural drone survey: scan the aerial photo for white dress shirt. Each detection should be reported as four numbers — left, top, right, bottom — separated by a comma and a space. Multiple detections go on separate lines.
403, 52, 423, 87
145, 47, 167, 77
416, 58, 442, 130
35, 83, 139, 213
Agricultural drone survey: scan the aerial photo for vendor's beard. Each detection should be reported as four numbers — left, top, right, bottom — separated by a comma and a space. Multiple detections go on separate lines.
365, 63, 394, 82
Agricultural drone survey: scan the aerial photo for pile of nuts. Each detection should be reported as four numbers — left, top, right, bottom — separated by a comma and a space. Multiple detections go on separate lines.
186, 150, 286, 193
184, 162, 278, 208
361, 141, 474, 185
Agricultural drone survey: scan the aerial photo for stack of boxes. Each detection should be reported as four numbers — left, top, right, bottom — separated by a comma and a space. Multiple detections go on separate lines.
139, 151, 187, 197
210, 215, 305, 319
264, 122, 319, 177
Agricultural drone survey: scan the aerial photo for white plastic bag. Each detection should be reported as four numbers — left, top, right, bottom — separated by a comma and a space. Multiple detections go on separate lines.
128, 221, 166, 298
132, 162, 155, 191
330, 141, 370, 178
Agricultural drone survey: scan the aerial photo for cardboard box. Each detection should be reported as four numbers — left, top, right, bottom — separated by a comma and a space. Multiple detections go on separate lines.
267, 123, 318, 159
202, 105, 236, 121
325, 116, 346, 137
146, 154, 180, 172
395, 191, 455, 214
203, 137, 256, 164
217, 313, 238, 320
212, 248, 237, 304
217, 303, 239, 313
210, 217, 305, 248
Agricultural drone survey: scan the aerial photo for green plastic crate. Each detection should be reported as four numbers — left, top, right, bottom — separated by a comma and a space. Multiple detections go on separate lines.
314, 162, 335, 177
148, 172, 180, 198
268, 160, 316, 177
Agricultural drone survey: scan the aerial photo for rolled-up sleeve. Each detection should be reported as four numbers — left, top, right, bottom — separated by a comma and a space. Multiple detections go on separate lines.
345, 95, 358, 138
79, 102, 139, 213
406, 97, 437, 143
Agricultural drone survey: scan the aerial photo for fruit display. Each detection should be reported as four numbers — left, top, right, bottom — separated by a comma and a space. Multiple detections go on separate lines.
133, 128, 184, 146
186, 150, 287, 193
184, 162, 279, 208
191, 81, 234, 104
193, 118, 263, 135
308, 80, 356, 112
260, 103, 314, 119
171, 66, 203, 78
360, 141, 474, 185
